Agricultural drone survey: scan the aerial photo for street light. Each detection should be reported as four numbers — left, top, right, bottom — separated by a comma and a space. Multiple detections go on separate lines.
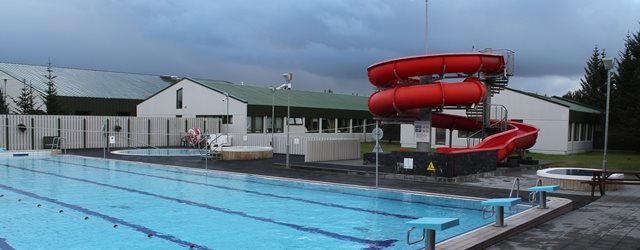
224, 92, 229, 137
269, 86, 276, 148
282, 73, 292, 168
602, 57, 614, 174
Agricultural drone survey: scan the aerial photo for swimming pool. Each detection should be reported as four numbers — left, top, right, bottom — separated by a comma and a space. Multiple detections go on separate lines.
0, 155, 526, 249
111, 148, 203, 156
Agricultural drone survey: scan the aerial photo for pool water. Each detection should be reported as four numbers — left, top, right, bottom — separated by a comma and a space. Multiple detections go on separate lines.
0, 155, 526, 249
111, 148, 203, 156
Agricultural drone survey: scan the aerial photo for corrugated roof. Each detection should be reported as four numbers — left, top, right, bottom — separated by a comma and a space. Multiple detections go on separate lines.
550, 96, 601, 114
505, 87, 600, 114
0, 62, 170, 99
194, 79, 369, 111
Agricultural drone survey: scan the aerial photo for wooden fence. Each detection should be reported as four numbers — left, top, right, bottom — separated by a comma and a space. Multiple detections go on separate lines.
0, 115, 220, 150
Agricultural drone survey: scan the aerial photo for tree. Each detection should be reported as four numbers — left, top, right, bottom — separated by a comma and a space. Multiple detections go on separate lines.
42, 60, 63, 114
565, 46, 609, 110
13, 79, 41, 115
0, 87, 8, 114
611, 30, 640, 151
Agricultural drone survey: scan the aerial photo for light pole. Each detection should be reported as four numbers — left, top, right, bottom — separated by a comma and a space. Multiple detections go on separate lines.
269, 86, 276, 147
602, 57, 614, 174
224, 92, 229, 137
282, 73, 292, 168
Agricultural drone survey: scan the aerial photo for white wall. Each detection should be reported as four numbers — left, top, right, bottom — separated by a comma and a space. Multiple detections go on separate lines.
137, 79, 248, 133
400, 89, 573, 154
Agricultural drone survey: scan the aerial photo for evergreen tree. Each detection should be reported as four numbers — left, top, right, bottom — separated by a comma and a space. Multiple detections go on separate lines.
562, 89, 583, 101
574, 46, 609, 109
42, 60, 63, 114
0, 87, 8, 114
611, 30, 640, 151
13, 79, 40, 115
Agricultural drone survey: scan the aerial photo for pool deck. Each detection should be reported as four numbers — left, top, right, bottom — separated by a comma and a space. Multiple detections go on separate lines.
66, 150, 640, 249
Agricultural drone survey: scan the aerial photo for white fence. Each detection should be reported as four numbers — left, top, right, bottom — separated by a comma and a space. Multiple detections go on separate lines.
228, 133, 365, 155
0, 115, 220, 150
304, 139, 360, 162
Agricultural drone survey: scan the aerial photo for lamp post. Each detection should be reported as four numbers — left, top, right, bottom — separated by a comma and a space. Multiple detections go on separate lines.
224, 92, 229, 137
602, 57, 614, 174
282, 73, 292, 168
269, 86, 276, 147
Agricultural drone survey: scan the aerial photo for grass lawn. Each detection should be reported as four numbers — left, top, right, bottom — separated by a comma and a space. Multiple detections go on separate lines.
528, 151, 640, 171
360, 142, 640, 171
360, 142, 413, 155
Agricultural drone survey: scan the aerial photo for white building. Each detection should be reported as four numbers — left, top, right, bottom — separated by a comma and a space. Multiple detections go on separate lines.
401, 88, 601, 155
137, 78, 376, 136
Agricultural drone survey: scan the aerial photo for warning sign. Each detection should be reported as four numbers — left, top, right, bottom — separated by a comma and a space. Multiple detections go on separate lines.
426, 162, 436, 172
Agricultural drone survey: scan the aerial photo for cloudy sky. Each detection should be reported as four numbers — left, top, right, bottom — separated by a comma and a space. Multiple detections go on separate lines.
1, 0, 639, 96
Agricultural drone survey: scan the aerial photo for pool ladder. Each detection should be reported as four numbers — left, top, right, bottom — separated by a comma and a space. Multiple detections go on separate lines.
51, 137, 66, 154
482, 177, 542, 219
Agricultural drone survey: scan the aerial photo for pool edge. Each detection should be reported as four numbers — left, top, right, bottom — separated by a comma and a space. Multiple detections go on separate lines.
437, 197, 573, 249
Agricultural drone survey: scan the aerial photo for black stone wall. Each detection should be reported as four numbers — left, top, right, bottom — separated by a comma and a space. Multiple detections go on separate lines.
364, 150, 497, 178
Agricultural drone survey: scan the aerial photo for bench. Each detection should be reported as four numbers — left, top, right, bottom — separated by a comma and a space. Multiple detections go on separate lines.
406, 217, 459, 250
528, 185, 560, 209
581, 180, 640, 200
481, 198, 521, 227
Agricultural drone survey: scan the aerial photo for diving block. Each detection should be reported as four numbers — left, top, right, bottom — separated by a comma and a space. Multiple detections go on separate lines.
481, 198, 521, 227
406, 217, 459, 250
528, 185, 560, 209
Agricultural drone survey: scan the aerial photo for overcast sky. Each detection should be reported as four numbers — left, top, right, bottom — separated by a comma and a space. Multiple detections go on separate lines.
1, 0, 639, 96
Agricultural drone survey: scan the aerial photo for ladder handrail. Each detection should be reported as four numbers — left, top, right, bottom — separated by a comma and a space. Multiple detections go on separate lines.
509, 177, 520, 198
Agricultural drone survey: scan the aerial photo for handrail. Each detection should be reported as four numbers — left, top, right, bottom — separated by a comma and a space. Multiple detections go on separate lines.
509, 177, 520, 198
406, 227, 426, 245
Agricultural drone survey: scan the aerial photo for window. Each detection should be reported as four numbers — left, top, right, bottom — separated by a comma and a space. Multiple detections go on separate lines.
275, 117, 283, 133
573, 123, 580, 141
580, 123, 587, 141
568, 123, 572, 141
176, 88, 183, 109
222, 115, 232, 124
305, 118, 319, 133
246, 116, 264, 133
352, 119, 364, 133
435, 128, 446, 145
288, 117, 303, 125
587, 123, 593, 141
458, 130, 481, 138
337, 118, 350, 133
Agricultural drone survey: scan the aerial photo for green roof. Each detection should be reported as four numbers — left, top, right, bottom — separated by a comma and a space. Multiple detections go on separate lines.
505, 87, 600, 114
549, 96, 601, 114
193, 79, 369, 111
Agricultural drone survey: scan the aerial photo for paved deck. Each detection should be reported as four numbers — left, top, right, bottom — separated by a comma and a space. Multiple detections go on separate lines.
67, 150, 639, 249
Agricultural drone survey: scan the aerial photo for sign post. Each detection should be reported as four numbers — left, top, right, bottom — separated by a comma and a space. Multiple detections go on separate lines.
371, 121, 384, 188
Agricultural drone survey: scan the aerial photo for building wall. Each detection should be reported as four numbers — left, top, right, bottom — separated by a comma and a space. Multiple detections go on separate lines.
137, 79, 248, 133
400, 89, 578, 155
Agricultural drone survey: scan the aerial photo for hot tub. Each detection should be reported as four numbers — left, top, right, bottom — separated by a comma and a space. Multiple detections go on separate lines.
537, 168, 624, 191
219, 146, 273, 160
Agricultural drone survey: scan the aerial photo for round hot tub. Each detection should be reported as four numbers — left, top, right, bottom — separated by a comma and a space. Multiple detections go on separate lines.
537, 167, 624, 191
219, 146, 273, 160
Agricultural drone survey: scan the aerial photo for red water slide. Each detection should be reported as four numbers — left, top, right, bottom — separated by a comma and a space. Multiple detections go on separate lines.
367, 53, 539, 161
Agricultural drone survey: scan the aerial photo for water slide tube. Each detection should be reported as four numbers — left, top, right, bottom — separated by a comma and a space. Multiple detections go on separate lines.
367, 53, 539, 161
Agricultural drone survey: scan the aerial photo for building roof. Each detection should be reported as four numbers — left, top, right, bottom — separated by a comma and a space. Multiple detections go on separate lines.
192, 79, 369, 111
0, 62, 170, 100
505, 87, 601, 114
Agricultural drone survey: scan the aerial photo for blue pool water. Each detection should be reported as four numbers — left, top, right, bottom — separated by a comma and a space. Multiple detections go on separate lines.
111, 148, 202, 156
0, 155, 527, 249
